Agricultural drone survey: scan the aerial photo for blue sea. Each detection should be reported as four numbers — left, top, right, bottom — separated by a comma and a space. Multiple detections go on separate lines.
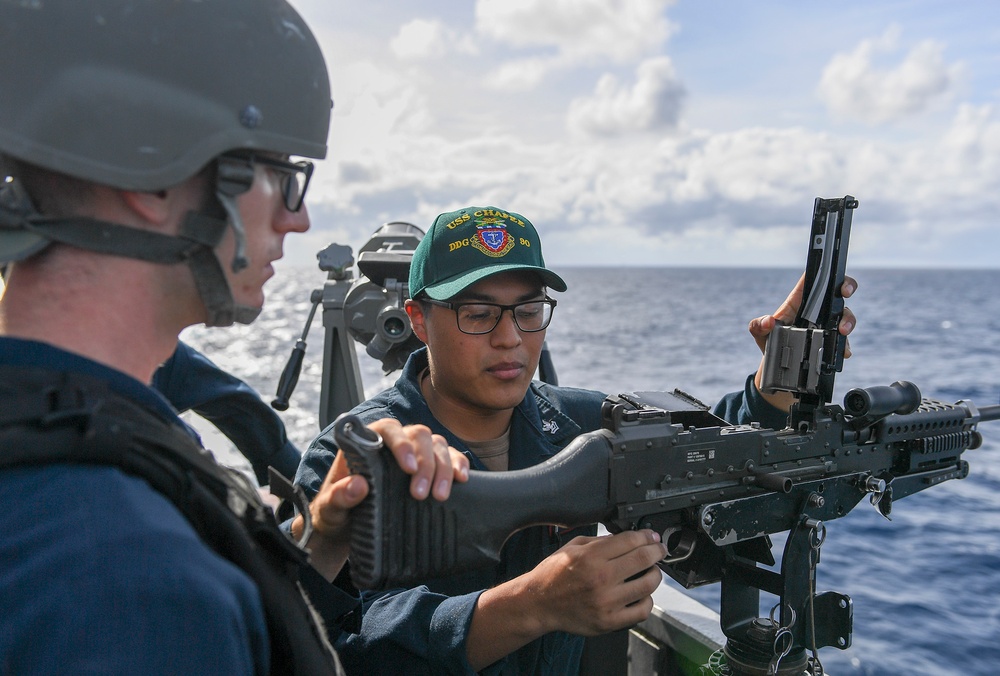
182, 265, 1000, 676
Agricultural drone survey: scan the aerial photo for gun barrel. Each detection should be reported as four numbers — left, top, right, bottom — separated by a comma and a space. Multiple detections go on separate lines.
979, 404, 1000, 423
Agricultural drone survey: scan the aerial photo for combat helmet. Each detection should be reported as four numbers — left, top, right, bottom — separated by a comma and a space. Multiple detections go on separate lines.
0, 0, 332, 326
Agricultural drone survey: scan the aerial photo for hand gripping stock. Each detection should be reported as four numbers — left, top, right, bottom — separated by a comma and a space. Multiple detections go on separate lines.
334, 413, 615, 590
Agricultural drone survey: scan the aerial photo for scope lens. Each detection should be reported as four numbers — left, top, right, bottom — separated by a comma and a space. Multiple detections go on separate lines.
384, 316, 406, 337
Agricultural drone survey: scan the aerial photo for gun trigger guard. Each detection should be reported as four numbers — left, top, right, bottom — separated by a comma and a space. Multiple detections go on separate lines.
662, 547, 695, 565
659, 528, 697, 565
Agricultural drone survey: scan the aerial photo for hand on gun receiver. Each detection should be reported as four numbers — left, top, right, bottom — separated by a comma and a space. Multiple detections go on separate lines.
749, 274, 858, 356
751, 273, 858, 411
293, 418, 469, 581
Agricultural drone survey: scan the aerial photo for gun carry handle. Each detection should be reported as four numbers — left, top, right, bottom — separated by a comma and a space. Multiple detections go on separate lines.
335, 413, 613, 590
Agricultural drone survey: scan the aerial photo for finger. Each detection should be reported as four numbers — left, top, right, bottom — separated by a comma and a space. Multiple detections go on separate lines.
593, 529, 664, 561
366, 419, 436, 500
748, 314, 774, 339
427, 446, 471, 501
325, 474, 369, 510
622, 561, 665, 596
618, 566, 662, 618
621, 587, 656, 618
311, 472, 369, 535
839, 307, 856, 336
771, 273, 807, 324
614, 539, 670, 578
428, 434, 462, 501
367, 418, 419, 475
450, 447, 470, 483
400, 425, 435, 500
841, 275, 858, 299
319, 449, 351, 490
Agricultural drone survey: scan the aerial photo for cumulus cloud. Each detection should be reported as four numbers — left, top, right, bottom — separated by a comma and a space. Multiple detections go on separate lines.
817, 25, 961, 125
567, 57, 685, 137
390, 19, 449, 59
390, 18, 476, 60
475, 0, 676, 88
490, 57, 555, 91
301, 6, 999, 269
940, 103, 1000, 174
309, 108, 1000, 267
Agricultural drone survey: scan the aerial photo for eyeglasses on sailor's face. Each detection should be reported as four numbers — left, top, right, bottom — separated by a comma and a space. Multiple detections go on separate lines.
225, 152, 314, 212
422, 297, 557, 335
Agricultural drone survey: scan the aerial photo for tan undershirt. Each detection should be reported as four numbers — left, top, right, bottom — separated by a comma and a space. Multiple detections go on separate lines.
464, 428, 511, 472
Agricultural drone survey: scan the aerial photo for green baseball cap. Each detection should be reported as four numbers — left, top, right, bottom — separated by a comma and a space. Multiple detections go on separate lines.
409, 206, 567, 300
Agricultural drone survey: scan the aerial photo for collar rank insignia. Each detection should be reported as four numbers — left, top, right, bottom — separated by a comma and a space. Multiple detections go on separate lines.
542, 419, 560, 434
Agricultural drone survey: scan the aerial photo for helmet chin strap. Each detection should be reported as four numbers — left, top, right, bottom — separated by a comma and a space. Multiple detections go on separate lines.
196, 156, 262, 327
179, 207, 261, 327
0, 155, 268, 328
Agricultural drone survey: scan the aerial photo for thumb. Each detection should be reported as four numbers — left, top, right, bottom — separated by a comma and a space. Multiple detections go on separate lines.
748, 314, 774, 338
337, 474, 369, 508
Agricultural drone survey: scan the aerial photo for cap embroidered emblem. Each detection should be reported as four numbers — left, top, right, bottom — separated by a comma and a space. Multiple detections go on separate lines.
472, 213, 515, 258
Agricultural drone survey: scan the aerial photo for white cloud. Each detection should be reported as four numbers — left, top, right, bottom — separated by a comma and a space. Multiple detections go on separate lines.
315, 98, 1000, 268
296, 3, 1000, 269
817, 25, 961, 125
390, 19, 448, 60
476, 0, 676, 88
567, 57, 686, 137
389, 18, 477, 60
939, 103, 1000, 179
489, 57, 555, 91
476, 0, 674, 61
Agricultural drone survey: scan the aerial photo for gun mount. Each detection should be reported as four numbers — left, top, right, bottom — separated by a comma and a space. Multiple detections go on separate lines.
271, 221, 425, 428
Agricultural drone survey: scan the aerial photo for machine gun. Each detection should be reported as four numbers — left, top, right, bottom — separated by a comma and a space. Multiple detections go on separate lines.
335, 196, 1000, 675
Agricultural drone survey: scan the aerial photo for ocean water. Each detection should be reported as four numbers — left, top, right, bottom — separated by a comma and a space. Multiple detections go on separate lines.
181, 265, 1000, 676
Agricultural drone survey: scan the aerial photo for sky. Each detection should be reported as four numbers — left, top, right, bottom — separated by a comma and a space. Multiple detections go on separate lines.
284, 0, 1000, 270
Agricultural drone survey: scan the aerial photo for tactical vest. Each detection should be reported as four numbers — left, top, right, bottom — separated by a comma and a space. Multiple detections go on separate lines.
0, 365, 345, 676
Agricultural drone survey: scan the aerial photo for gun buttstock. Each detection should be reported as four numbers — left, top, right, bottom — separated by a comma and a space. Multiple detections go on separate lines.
337, 417, 614, 589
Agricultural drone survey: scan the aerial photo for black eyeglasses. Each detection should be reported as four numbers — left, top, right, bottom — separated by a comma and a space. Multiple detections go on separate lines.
423, 297, 557, 335
225, 152, 314, 212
